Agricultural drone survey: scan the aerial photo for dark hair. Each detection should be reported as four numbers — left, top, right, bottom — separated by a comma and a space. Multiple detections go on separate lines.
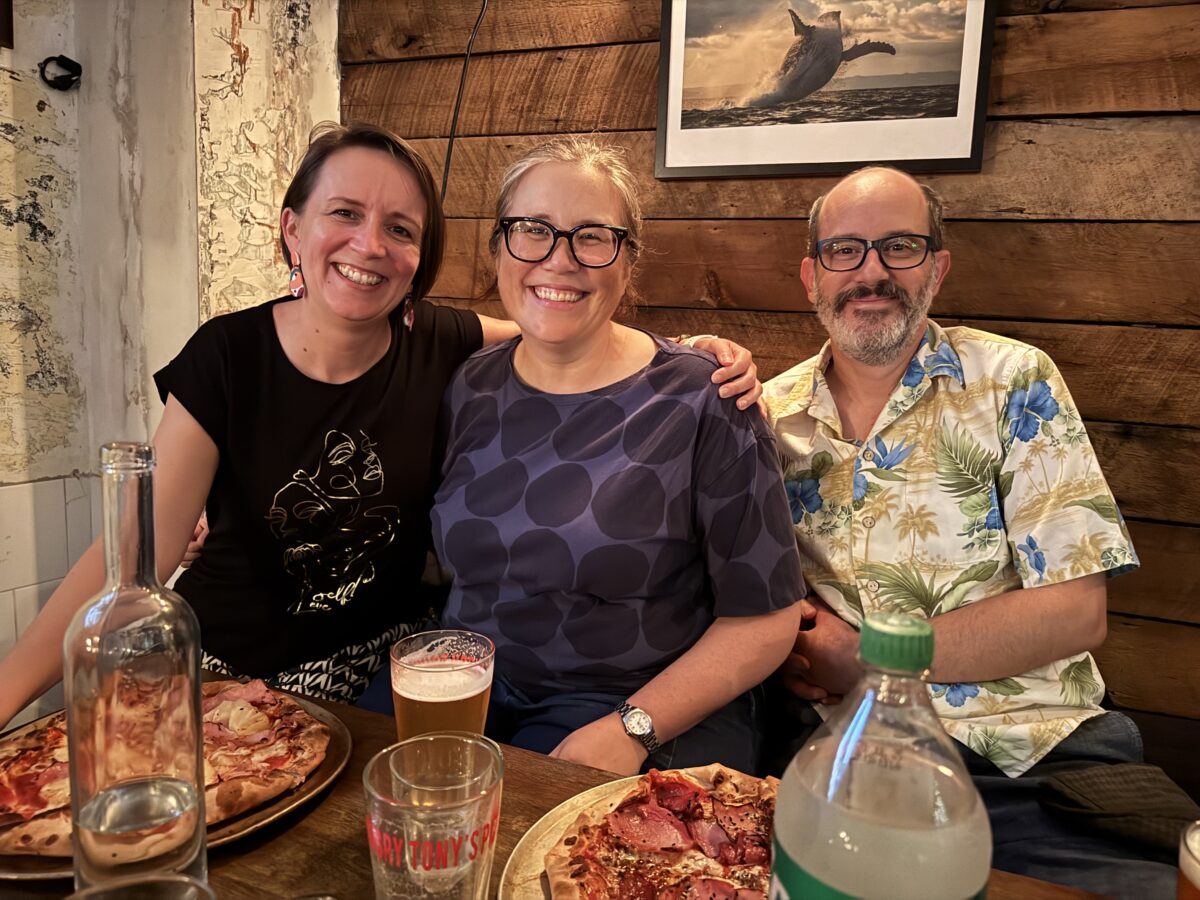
806, 166, 946, 258
280, 121, 445, 302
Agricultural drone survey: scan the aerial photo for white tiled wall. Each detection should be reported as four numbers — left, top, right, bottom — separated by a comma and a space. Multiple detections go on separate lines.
65, 475, 98, 569
1, 476, 95, 729
0, 480, 71, 591
0, 590, 14, 664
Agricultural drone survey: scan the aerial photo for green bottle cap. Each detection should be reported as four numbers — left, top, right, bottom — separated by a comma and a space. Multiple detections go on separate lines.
860, 612, 933, 673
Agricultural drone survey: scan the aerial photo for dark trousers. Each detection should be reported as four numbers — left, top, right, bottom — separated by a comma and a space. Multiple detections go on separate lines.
960, 711, 1176, 899
485, 674, 760, 775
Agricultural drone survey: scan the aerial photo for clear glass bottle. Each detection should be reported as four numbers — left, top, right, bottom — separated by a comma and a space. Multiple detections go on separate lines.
770, 613, 992, 900
64, 442, 207, 889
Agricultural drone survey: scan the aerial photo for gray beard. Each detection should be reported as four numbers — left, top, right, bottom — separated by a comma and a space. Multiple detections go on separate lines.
812, 270, 935, 367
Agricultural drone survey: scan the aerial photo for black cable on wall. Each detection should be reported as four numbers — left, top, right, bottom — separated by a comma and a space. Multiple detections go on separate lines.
441, 0, 490, 203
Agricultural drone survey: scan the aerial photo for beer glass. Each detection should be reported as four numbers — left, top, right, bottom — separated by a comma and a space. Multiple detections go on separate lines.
390, 630, 494, 741
1181, 821, 1200, 900
363, 733, 504, 900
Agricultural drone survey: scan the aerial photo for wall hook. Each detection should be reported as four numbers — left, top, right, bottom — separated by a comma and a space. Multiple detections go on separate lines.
38, 55, 82, 91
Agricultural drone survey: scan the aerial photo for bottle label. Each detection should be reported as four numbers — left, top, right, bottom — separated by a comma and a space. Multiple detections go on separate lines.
770, 837, 855, 899
770, 836, 987, 899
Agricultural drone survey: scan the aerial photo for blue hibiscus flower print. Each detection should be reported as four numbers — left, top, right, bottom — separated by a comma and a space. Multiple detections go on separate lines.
901, 333, 930, 388
853, 458, 868, 502
925, 342, 965, 385
931, 682, 980, 708
1007, 380, 1060, 442
1018, 534, 1047, 583
985, 483, 1003, 531
902, 354, 925, 388
786, 479, 823, 521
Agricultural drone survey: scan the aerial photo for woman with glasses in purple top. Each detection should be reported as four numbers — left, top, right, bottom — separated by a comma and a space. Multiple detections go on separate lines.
431, 138, 806, 775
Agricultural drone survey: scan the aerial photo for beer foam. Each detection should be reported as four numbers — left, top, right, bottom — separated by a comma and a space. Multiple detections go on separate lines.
1182, 825, 1200, 886
392, 660, 491, 702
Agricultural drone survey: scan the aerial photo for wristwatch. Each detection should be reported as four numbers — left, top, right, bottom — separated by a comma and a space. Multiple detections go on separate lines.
615, 701, 661, 754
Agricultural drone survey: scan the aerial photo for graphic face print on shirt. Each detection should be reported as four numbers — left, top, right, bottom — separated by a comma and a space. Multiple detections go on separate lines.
267, 429, 400, 614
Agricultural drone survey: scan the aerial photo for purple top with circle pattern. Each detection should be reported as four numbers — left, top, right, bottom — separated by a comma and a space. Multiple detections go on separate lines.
431, 334, 804, 699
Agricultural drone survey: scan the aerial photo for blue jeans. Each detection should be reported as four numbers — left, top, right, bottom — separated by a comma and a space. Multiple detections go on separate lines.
485, 674, 760, 774
356, 661, 394, 714
960, 711, 1177, 899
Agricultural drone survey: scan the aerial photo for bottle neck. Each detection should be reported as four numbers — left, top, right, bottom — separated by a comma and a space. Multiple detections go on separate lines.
101, 464, 160, 589
861, 664, 935, 709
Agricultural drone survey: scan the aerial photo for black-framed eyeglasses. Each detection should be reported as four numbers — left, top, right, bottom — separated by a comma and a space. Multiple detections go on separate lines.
496, 217, 630, 269
814, 234, 933, 272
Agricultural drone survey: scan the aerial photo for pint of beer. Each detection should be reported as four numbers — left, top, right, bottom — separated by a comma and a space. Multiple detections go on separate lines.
390, 631, 494, 741
1181, 821, 1200, 900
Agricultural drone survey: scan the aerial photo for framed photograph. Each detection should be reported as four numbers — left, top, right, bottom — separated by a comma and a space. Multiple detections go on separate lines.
655, 0, 996, 179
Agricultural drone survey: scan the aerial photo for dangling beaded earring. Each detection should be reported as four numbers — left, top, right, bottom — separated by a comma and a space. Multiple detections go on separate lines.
288, 257, 306, 299
401, 291, 415, 331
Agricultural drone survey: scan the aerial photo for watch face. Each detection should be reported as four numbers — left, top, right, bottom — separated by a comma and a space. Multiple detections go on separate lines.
625, 709, 652, 736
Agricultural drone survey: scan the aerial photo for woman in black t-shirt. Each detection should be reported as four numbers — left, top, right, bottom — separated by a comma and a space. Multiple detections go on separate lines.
0, 123, 762, 721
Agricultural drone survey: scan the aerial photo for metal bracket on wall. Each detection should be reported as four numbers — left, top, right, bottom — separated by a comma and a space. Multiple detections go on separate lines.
38, 55, 82, 90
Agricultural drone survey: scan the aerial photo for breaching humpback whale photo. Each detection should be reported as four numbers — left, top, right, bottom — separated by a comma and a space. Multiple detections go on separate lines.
740, 10, 896, 108
679, 1, 968, 130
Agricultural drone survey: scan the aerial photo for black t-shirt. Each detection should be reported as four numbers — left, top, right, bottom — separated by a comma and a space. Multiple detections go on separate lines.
154, 297, 483, 676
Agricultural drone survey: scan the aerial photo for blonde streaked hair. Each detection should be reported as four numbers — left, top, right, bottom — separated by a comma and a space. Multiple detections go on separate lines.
487, 136, 643, 263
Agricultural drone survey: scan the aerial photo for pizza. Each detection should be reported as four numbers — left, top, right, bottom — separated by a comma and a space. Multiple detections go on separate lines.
0, 712, 70, 857
0, 679, 330, 857
200, 679, 331, 827
545, 765, 778, 899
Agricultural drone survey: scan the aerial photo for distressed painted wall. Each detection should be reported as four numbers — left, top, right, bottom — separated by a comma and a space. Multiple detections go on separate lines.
2, 0, 339, 728
1, 0, 88, 727
195, 0, 339, 319
76, 0, 199, 435
0, 0, 86, 481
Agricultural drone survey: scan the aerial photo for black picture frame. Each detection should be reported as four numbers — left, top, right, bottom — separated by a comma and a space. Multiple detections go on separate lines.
655, 0, 996, 180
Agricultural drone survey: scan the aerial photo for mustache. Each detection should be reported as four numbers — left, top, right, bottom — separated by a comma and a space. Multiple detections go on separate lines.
834, 280, 907, 312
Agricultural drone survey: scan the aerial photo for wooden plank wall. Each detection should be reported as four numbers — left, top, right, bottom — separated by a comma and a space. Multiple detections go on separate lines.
341, 0, 1200, 792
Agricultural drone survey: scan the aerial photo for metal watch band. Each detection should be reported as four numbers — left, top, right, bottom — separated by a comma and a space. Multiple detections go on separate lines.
615, 701, 661, 754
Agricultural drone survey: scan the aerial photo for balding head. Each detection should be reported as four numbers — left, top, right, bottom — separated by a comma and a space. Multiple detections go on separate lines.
806, 166, 946, 258
798, 166, 952, 368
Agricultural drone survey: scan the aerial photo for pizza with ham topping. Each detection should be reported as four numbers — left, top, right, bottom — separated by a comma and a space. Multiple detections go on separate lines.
545, 765, 777, 899
200, 679, 330, 827
0, 679, 329, 857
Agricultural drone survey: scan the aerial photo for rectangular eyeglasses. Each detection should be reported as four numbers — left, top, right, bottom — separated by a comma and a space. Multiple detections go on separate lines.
815, 234, 933, 271
497, 217, 629, 269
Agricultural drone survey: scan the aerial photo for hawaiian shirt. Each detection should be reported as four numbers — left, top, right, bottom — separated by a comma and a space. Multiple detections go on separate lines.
764, 321, 1138, 777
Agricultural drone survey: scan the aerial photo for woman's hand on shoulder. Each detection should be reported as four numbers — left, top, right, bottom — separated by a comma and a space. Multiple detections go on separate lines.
550, 713, 647, 776
691, 337, 762, 411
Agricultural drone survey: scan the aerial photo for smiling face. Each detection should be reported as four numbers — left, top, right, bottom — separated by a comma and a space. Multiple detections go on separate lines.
281, 146, 427, 326
495, 161, 632, 349
801, 169, 951, 367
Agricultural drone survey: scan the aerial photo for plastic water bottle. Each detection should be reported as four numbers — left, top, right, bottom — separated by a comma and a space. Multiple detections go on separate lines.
64, 442, 207, 889
770, 612, 991, 899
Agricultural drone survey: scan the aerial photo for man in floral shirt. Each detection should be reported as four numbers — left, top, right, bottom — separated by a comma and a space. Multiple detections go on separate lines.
764, 167, 1175, 896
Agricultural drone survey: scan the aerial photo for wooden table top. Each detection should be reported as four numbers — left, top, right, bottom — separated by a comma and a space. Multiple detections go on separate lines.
6, 698, 1099, 899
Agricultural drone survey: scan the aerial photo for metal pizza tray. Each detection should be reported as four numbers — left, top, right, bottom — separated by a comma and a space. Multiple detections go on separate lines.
0, 693, 352, 881
498, 775, 638, 900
